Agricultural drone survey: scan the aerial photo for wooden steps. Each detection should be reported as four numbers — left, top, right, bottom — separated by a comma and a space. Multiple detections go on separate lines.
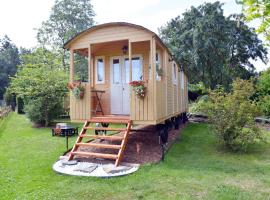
68, 117, 132, 166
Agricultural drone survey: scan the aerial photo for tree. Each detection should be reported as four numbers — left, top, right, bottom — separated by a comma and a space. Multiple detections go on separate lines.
238, 0, 270, 42
159, 2, 267, 89
0, 35, 20, 99
37, 0, 95, 69
8, 48, 68, 126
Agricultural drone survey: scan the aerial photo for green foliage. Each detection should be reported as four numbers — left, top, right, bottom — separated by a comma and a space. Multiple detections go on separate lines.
238, 0, 270, 42
189, 82, 208, 94
74, 53, 89, 82
37, 0, 95, 47
257, 67, 270, 95
258, 95, 270, 116
37, 0, 95, 68
200, 79, 264, 151
159, 2, 267, 89
189, 94, 209, 114
0, 35, 20, 99
8, 48, 68, 126
256, 68, 270, 116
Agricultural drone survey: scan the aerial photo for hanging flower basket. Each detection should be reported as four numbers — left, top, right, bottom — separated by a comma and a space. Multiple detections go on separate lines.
129, 81, 146, 99
67, 82, 85, 100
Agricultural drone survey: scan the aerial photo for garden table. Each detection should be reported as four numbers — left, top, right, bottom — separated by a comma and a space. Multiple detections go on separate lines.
91, 89, 105, 115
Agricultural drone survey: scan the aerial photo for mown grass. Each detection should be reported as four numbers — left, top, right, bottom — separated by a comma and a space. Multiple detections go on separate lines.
0, 113, 269, 200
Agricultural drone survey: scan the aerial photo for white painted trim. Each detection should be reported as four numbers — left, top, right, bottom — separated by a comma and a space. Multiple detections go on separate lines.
95, 56, 105, 84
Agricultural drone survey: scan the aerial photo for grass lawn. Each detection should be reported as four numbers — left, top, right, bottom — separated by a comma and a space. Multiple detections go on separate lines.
0, 113, 270, 200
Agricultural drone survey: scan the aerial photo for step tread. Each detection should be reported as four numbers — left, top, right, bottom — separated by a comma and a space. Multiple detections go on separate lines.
84, 127, 127, 131
75, 142, 121, 149
71, 151, 118, 159
88, 118, 130, 124
80, 134, 124, 140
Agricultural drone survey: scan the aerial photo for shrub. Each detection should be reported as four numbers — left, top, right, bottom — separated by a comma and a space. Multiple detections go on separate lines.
258, 95, 270, 117
24, 97, 63, 126
189, 95, 209, 114
200, 79, 265, 152
188, 82, 208, 101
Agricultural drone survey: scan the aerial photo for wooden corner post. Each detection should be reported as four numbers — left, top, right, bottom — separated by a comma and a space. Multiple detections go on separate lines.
88, 44, 92, 119
150, 37, 156, 118
70, 49, 74, 83
129, 40, 132, 83
88, 44, 91, 84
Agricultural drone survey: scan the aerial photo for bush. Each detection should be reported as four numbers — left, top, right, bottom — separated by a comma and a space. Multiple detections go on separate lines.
200, 79, 265, 152
24, 98, 63, 126
189, 95, 209, 114
188, 82, 208, 101
258, 95, 270, 117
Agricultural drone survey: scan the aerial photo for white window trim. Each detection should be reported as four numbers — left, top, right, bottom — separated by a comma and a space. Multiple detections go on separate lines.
172, 62, 178, 85
95, 56, 105, 84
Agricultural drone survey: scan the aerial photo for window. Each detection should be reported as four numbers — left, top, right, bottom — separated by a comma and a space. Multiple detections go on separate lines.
113, 59, 121, 84
124, 57, 143, 82
95, 57, 105, 84
156, 51, 162, 81
181, 71, 184, 89
132, 57, 143, 81
172, 62, 177, 85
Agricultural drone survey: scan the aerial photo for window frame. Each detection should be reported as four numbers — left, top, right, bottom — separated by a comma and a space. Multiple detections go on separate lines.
95, 56, 105, 84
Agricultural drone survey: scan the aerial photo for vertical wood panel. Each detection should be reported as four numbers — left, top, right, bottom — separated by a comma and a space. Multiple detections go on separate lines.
70, 83, 91, 121
70, 49, 74, 83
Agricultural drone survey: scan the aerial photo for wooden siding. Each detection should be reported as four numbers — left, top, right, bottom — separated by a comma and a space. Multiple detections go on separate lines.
70, 26, 152, 50
70, 83, 91, 121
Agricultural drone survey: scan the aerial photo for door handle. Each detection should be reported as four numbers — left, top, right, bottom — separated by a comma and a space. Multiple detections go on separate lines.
123, 87, 124, 91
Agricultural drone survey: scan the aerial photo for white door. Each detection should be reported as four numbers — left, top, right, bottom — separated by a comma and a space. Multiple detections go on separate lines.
111, 57, 124, 114
110, 56, 143, 115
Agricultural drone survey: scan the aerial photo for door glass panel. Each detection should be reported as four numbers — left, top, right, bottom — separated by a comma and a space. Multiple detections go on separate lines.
132, 57, 142, 81
113, 59, 121, 84
124, 58, 130, 83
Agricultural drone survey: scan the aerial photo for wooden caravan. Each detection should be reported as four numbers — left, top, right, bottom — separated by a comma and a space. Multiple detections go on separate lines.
64, 22, 188, 166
